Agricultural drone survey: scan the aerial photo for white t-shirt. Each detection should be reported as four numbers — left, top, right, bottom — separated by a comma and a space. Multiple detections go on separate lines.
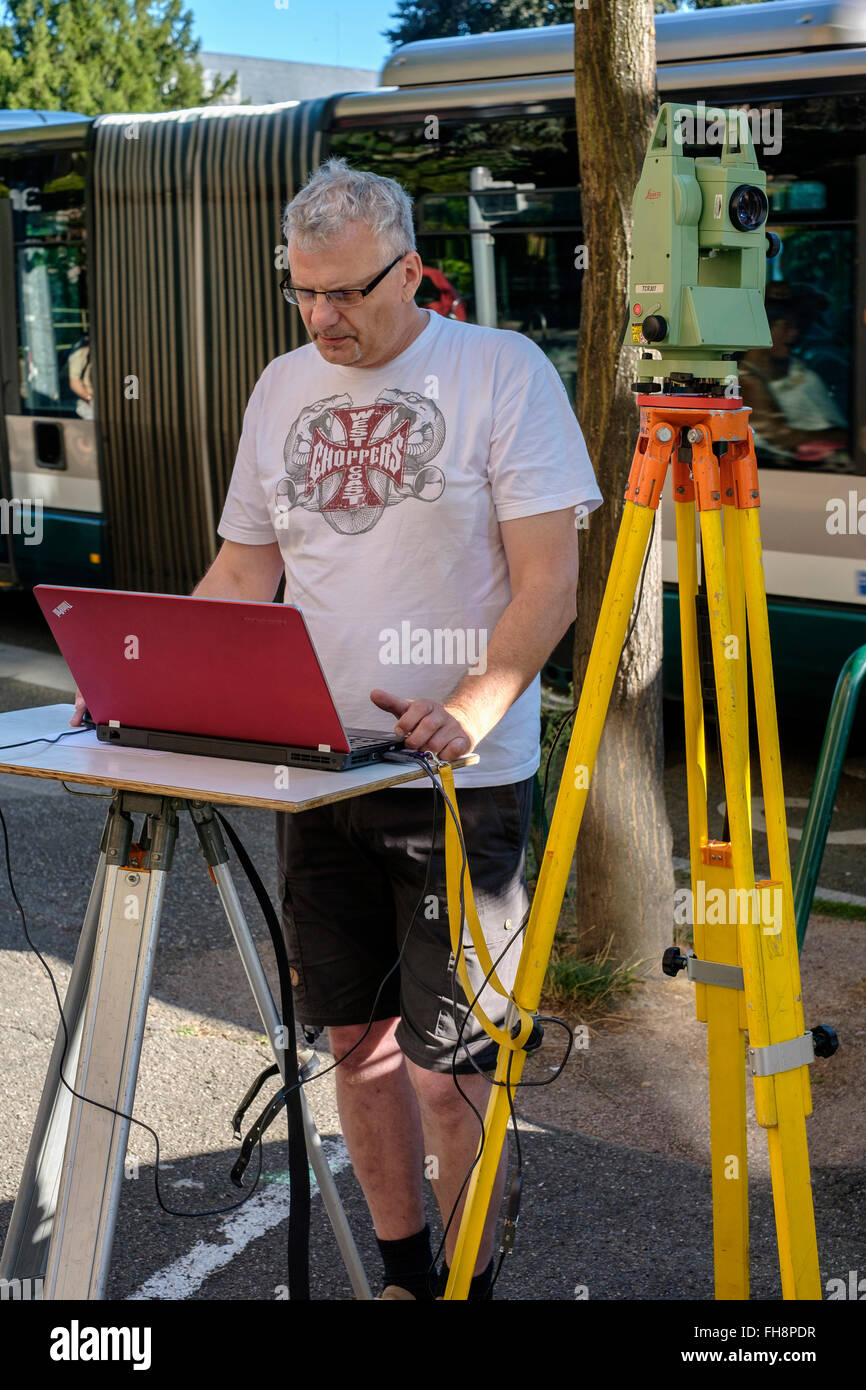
217, 309, 603, 787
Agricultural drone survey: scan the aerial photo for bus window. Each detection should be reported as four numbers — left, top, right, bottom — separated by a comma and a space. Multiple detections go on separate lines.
2, 150, 88, 418
699, 88, 865, 475
331, 112, 582, 395
330, 110, 577, 200
740, 238, 854, 471
335, 90, 865, 449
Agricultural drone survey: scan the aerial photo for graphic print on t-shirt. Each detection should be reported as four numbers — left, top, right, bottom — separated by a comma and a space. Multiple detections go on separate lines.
275, 387, 447, 535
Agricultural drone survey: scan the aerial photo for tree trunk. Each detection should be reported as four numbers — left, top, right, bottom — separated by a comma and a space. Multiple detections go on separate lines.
572, 0, 674, 966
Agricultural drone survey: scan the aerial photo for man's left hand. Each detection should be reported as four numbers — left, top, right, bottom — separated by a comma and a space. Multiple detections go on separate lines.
370, 688, 478, 763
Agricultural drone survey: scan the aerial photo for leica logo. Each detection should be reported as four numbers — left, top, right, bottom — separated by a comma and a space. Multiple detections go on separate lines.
52, 601, 73, 617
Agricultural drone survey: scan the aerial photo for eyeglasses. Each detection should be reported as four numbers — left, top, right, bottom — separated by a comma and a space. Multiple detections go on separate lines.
280, 253, 407, 308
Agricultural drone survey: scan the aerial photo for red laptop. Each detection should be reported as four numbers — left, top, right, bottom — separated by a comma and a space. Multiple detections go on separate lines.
34, 586, 404, 771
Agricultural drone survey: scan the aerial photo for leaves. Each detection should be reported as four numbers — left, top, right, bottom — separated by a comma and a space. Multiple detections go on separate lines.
383, 0, 573, 48
383, 0, 782, 49
0, 0, 235, 113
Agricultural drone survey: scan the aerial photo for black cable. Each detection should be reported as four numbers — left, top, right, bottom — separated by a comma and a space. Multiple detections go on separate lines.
517, 1016, 574, 1086
407, 762, 576, 1293
622, 510, 657, 653
214, 809, 310, 1300
490, 1050, 522, 1293
0, 727, 92, 752
399, 758, 565, 1294
241, 756, 440, 1099
183, 754, 441, 1205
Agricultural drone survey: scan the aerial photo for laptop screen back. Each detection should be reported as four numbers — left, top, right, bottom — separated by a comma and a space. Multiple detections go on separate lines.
34, 586, 351, 753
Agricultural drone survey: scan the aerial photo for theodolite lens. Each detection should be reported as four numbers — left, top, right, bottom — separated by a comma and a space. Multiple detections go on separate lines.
728, 184, 769, 232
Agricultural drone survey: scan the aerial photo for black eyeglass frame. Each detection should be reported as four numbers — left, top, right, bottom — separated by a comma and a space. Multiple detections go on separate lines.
280, 253, 408, 307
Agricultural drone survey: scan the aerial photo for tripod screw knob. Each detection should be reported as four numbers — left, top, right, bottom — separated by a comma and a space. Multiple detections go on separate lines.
642, 314, 667, 342
811, 1025, 839, 1059
662, 946, 688, 977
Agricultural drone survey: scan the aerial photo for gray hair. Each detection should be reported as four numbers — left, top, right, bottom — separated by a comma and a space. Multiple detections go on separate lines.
282, 157, 416, 257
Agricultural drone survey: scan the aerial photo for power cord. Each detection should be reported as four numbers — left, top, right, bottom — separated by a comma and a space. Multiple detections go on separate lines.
0, 727, 93, 752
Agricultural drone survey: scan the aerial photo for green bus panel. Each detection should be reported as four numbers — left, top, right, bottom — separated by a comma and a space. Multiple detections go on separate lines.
12, 512, 107, 588
662, 588, 866, 731
543, 595, 866, 740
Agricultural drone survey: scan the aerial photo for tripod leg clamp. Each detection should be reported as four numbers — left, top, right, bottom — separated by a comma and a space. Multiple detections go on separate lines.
687, 956, 743, 991
662, 946, 743, 991
748, 1032, 816, 1078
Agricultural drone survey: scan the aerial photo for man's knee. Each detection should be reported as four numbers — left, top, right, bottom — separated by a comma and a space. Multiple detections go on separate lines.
406, 1057, 488, 1124
329, 1017, 402, 1081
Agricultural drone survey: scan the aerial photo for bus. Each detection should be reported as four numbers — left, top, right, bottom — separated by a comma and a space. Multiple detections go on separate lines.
1, 0, 864, 712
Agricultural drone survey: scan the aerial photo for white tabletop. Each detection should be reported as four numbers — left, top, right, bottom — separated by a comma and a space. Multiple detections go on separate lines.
0, 705, 477, 812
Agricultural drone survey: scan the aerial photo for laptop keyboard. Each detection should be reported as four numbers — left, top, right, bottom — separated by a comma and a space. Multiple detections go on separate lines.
347, 728, 401, 748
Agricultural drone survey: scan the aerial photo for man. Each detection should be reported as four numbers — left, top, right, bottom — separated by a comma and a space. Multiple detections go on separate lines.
739, 293, 849, 468
67, 336, 94, 419
78, 157, 601, 1298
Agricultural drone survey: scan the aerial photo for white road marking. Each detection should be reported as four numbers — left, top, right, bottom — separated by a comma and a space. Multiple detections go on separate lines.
126, 1137, 351, 1300
716, 796, 866, 846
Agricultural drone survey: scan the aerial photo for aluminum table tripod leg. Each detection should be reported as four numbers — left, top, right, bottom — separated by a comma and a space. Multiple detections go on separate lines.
209, 857, 372, 1300
43, 859, 169, 1299
0, 851, 108, 1283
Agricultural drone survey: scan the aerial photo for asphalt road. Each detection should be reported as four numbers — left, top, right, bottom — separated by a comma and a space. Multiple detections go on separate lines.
1, 590, 864, 1319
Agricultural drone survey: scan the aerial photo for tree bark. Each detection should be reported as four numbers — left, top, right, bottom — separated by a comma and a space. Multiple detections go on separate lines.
573, 0, 674, 966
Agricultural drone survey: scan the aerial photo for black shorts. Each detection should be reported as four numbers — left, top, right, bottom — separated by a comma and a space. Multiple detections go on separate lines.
275, 778, 534, 1073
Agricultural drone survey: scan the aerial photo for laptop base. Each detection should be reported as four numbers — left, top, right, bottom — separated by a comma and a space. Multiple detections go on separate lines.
96, 723, 404, 771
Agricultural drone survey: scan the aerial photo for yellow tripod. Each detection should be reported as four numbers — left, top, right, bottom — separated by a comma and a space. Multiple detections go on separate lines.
441, 392, 829, 1301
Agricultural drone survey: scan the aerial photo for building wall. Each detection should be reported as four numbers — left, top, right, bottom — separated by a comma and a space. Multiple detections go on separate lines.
198, 52, 379, 106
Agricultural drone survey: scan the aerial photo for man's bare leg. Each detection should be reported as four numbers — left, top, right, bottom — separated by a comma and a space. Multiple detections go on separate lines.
329, 1018, 426, 1240
405, 1060, 507, 1268
329, 1022, 505, 1284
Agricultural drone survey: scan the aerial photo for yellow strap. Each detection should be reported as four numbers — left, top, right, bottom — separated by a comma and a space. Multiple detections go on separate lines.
440, 763, 534, 1051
